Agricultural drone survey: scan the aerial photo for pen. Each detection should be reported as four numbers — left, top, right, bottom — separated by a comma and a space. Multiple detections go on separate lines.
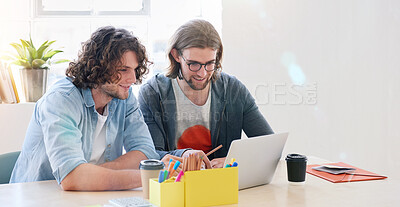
158, 170, 164, 183
164, 170, 168, 181
167, 158, 173, 169
175, 171, 184, 182
168, 161, 181, 178
167, 161, 175, 173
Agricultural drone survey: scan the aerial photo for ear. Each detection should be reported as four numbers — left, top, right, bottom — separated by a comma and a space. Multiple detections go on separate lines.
171, 48, 181, 63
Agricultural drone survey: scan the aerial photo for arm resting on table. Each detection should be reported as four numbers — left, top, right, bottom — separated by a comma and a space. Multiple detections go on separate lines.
60, 163, 142, 191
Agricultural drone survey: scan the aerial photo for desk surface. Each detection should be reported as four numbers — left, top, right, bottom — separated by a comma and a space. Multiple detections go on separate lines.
1, 157, 399, 207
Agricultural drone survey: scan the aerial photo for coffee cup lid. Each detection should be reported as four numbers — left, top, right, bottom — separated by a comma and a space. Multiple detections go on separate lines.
285, 154, 307, 162
139, 159, 164, 170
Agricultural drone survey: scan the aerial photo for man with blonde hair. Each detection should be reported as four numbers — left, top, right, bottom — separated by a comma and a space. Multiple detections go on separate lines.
139, 19, 273, 168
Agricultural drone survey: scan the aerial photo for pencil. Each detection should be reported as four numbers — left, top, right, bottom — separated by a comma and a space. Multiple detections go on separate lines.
206, 144, 223, 156
197, 154, 202, 170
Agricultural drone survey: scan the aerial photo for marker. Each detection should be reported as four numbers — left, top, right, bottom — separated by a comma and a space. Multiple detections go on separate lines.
167, 159, 173, 170
169, 161, 181, 178
229, 158, 235, 165
225, 164, 231, 168
232, 162, 238, 167
164, 170, 168, 181
167, 161, 175, 175
158, 170, 164, 183
175, 171, 184, 182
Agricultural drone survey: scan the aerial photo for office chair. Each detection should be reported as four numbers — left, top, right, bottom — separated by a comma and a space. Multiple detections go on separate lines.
0, 151, 20, 184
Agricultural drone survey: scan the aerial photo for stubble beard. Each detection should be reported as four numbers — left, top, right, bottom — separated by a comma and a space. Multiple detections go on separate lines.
183, 75, 211, 91
101, 85, 129, 100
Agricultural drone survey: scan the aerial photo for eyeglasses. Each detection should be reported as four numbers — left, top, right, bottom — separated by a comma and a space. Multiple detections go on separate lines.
180, 55, 217, 72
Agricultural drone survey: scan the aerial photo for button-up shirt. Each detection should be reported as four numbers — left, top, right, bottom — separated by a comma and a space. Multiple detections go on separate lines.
10, 78, 159, 184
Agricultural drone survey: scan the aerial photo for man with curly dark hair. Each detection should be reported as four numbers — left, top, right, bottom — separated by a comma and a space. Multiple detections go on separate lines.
10, 26, 159, 191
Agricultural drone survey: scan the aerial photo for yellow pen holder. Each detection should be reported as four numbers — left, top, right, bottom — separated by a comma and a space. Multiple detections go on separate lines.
149, 167, 238, 207
149, 178, 184, 207
184, 167, 238, 207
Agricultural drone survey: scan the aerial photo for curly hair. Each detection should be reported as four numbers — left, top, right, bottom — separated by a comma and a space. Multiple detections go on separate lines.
166, 19, 223, 81
66, 26, 151, 89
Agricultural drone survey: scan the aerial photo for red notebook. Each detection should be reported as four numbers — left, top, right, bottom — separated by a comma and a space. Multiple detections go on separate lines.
306, 162, 387, 183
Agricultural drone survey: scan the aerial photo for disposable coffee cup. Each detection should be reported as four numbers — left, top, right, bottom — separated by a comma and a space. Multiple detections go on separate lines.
139, 159, 164, 198
285, 154, 307, 184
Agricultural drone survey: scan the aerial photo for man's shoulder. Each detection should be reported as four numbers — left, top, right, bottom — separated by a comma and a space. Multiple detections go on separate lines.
215, 72, 241, 85
41, 77, 83, 103
46, 78, 76, 95
214, 72, 245, 91
212, 72, 251, 103
140, 73, 171, 95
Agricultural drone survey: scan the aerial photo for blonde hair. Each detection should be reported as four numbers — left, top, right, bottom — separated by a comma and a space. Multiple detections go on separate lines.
166, 19, 223, 81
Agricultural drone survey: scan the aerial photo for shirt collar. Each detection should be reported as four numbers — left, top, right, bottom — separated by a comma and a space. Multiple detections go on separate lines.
82, 87, 96, 108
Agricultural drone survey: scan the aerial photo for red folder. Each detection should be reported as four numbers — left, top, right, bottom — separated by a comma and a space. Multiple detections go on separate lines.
306, 162, 387, 183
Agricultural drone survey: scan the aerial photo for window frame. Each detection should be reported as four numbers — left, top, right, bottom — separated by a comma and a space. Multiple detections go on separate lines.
35, 0, 150, 16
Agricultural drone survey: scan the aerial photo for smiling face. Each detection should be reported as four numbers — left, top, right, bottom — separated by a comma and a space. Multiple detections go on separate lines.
93, 51, 138, 103
175, 47, 217, 91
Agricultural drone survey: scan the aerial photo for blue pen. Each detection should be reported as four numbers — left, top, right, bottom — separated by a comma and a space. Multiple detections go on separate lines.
232, 162, 238, 167
158, 170, 164, 183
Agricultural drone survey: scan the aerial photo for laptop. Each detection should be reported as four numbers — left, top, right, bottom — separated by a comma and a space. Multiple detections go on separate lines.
224, 132, 288, 190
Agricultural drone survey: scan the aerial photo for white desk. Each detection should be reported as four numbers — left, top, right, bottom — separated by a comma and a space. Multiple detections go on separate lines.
1, 157, 399, 207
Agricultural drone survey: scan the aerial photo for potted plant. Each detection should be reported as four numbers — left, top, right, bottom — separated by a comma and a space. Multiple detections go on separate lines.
7, 38, 68, 102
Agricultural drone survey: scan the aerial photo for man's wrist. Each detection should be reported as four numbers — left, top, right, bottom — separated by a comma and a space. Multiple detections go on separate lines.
181, 148, 192, 157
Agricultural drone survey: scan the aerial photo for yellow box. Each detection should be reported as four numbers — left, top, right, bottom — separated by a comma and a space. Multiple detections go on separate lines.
184, 167, 238, 207
149, 167, 238, 207
149, 178, 184, 207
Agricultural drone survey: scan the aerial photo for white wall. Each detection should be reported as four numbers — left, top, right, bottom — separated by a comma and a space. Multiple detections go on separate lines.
222, 0, 400, 178
0, 103, 34, 154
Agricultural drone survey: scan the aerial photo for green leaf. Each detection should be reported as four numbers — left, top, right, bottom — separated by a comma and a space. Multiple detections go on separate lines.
36, 40, 49, 58
37, 44, 49, 59
43, 50, 63, 61
46, 40, 56, 47
12, 59, 32, 68
10, 43, 26, 59
52, 59, 70, 64
29, 36, 35, 50
20, 39, 30, 48
27, 46, 37, 62
32, 59, 46, 69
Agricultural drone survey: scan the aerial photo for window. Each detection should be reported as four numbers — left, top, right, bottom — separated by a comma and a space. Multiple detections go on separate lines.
37, 0, 149, 15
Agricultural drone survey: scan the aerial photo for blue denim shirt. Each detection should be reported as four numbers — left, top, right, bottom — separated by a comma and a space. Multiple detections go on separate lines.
10, 78, 159, 184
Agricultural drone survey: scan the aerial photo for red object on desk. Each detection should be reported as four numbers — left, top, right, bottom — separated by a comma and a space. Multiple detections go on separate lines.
306, 162, 387, 183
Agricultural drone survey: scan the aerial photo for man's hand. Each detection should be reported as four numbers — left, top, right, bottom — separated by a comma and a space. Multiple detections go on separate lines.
182, 150, 212, 169
160, 154, 183, 177
210, 157, 226, 168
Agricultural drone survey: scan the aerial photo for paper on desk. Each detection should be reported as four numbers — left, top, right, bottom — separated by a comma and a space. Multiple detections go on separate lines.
312, 165, 356, 174
307, 162, 387, 183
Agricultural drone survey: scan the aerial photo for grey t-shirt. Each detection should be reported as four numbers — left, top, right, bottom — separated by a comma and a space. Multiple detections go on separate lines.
171, 79, 212, 152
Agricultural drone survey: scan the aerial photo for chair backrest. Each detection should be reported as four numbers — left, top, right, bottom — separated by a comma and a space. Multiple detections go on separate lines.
0, 151, 21, 184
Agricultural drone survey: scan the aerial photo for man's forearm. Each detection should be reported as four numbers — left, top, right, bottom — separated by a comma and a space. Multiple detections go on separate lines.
61, 163, 142, 191
100, 150, 148, 170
